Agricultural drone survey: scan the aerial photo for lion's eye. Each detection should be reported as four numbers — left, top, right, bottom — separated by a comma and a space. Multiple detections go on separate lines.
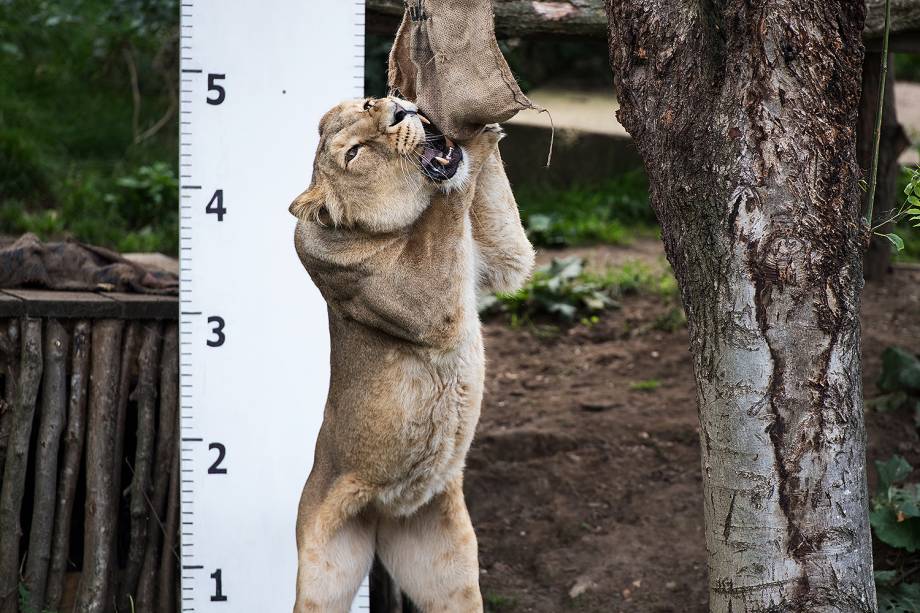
345, 144, 361, 165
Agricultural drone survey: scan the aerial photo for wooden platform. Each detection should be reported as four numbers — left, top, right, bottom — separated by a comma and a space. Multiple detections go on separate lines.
0, 289, 178, 320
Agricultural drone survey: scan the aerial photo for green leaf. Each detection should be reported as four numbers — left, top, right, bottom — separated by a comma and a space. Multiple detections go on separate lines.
877, 347, 920, 394
877, 580, 920, 613
876, 455, 913, 490
870, 506, 920, 552
880, 233, 905, 251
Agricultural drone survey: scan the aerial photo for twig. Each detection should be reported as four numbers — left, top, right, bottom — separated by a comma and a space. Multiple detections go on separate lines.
865, 0, 892, 226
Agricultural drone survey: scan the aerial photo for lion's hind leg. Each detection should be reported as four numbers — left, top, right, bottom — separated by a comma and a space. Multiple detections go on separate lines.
376, 479, 483, 613
294, 473, 376, 613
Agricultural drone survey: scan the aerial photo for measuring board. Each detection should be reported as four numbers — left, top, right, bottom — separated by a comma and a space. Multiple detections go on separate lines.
178, 1, 367, 611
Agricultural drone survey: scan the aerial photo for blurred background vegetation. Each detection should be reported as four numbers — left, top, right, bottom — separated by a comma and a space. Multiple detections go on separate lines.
0, 3, 918, 260
0, 0, 179, 254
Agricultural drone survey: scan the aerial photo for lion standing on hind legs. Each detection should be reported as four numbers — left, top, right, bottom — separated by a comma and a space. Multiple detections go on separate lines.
289, 96, 534, 612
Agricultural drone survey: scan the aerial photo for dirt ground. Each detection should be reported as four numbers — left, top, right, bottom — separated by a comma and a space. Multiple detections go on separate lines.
465, 240, 920, 612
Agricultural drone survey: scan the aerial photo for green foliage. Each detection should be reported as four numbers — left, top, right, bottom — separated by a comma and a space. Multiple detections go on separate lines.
876, 574, 920, 613
877, 165, 920, 262
894, 53, 920, 83
516, 172, 656, 248
870, 455, 920, 555
479, 257, 677, 326
868, 347, 920, 427
630, 379, 661, 391
0, 0, 178, 253
0, 163, 178, 254
871, 456, 920, 611
484, 592, 518, 612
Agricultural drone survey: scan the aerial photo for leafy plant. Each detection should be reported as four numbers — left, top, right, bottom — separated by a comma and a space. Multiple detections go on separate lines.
868, 347, 920, 427
870, 460, 918, 552
874, 165, 920, 255
516, 172, 656, 248
479, 257, 676, 326
871, 456, 920, 611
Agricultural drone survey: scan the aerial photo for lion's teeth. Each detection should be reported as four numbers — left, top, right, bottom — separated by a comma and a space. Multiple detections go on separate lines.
419, 115, 431, 125
434, 156, 450, 166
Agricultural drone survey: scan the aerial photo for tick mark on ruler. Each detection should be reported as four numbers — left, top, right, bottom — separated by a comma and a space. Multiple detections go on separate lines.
181, 68, 202, 73
182, 437, 204, 442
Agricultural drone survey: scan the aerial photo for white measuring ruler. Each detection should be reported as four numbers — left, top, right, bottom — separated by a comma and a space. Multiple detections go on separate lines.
178, 1, 368, 611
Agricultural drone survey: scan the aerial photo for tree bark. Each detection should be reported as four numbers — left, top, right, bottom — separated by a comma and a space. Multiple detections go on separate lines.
120, 322, 162, 610
856, 51, 911, 280
46, 320, 92, 611
607, 1, 876, 611
75, 319, 125, 613
23, 320, 69, 612
0, 318, 42, 613
136, 323, 178, 613
367, 0, 920, 42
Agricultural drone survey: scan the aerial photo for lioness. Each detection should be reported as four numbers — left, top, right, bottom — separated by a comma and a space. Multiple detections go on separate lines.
289, 97, 534, 612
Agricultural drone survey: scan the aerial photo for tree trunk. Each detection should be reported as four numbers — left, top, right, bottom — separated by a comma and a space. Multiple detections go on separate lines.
0, 318, 42, 613
46, 320, 92, 611
856, 51, 910, 280
606, 1, 876, 611
23, 319, 69, 612
0, 320, 20, 481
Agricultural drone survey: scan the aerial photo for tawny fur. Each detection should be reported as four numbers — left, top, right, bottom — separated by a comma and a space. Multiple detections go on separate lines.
289, 97, 534, 612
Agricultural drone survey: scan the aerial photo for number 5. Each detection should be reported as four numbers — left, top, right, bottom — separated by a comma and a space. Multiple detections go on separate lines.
207, 73, 226, 105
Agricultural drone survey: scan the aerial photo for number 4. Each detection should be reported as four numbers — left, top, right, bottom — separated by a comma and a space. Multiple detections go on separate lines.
206, 190, 226, 221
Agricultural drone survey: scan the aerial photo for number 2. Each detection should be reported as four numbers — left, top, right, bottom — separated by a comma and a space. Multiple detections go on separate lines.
208, 443, 227, 475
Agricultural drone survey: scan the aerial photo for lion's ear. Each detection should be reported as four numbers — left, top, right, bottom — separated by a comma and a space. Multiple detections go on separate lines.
289, 183, 327, 222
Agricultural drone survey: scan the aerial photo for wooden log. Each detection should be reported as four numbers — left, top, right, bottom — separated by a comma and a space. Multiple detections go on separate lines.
0, 320, 20, 480
75, 319, 125, 613
366, 0, 920, 43
156, 451, 179, 613
119, 323, 162, 610
23, 320, 69, 612
136, 323, 178, 613
0, 318, 42, 613
46, 320, 92, 611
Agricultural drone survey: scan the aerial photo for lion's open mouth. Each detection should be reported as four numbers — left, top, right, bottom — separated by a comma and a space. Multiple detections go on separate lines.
418, 117, 463, 182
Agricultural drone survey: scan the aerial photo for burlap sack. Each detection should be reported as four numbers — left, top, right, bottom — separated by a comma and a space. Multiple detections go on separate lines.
388, 0, 536, 141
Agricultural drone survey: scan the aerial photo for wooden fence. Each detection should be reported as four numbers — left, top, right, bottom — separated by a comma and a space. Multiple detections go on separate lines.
0, 290, 178, 613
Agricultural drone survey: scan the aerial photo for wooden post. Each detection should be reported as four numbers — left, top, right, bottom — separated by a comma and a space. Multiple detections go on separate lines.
0, 320, 20, 480
120, 322, 162, 610
23, 320, 69, 611
136, 323, 178, 613
0, 318, 42, 613
157, 451, 179, 613
75, 320, 125, 613
46, 320, 92, 611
